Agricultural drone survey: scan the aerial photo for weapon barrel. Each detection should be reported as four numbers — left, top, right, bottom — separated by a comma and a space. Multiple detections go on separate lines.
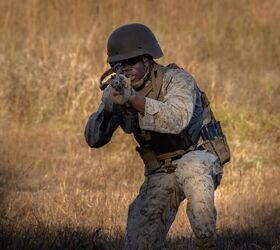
111, 63, 124, 90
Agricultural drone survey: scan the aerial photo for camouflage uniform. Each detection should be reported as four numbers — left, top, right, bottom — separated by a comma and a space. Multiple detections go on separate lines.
85, 66, 223, 249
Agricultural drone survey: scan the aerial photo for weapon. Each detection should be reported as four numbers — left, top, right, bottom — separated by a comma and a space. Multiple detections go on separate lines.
110, 63, 124, 90
99, 63, 127, 91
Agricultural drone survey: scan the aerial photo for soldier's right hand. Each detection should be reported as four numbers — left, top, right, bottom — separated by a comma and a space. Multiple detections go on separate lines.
109, 84, 136, 105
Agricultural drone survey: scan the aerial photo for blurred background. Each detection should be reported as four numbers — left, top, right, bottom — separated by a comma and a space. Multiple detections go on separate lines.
0, 0, 279, 249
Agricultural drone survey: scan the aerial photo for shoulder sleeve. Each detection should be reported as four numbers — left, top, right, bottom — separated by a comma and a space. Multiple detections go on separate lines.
84, 103, 123, 148
138, 68, 198, 134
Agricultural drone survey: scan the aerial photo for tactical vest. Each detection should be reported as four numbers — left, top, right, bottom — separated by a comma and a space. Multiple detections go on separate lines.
132, 63, 230, 174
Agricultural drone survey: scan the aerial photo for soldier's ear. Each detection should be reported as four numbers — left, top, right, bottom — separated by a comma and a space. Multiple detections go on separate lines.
142, 54, 153, 62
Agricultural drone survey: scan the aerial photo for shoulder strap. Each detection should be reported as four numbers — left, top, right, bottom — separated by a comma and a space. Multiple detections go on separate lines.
138, 80, 153, 97
138, 64, 170, 101
157, 63, 181, 101
151, 64, 168, 101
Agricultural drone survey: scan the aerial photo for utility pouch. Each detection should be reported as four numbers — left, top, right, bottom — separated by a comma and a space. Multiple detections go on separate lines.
200, 122, 231, 164
136, 147, 162, 175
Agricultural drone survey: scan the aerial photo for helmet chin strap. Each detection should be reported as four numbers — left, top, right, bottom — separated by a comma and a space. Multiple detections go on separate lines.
131, 57, 154, 90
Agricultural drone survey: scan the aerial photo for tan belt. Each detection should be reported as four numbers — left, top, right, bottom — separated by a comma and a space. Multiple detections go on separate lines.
139, 147, 195, 176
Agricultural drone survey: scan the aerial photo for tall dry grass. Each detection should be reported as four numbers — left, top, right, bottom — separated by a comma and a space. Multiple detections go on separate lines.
0, 0, 279, 249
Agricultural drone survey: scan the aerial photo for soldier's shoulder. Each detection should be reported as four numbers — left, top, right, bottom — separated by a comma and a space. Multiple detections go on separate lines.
162, 63, 195, 86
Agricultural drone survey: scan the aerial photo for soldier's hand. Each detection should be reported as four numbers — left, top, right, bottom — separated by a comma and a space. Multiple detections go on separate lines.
109, 85, 136, 105
109, 74, 136, 105
102, 85, 114, 112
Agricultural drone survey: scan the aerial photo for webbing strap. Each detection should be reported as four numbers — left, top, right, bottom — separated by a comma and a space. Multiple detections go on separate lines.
138, 81, 153, 97
156, 150, 187, 161
150, 65, 166, 100
137, 65, 169, 145
138, 65, 167, 100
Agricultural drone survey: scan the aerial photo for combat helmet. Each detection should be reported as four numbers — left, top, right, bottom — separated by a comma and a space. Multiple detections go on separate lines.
107, 23, 163, 64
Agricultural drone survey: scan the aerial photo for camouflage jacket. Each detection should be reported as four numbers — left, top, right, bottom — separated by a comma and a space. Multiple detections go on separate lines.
85, 65, 202, 148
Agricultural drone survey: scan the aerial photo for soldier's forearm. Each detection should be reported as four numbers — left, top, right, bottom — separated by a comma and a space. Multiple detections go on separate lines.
100, 110, 114, 131
129, 94, 146, 115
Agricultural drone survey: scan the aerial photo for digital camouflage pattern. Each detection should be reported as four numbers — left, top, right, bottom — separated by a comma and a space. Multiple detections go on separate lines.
85, 67, 199, 141
124, 150, 222, 250
138, 68, 198, 134
85, 65, 223, 249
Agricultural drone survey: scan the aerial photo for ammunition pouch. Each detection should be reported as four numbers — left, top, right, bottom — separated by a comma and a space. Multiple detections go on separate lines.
199, 122, 231, 164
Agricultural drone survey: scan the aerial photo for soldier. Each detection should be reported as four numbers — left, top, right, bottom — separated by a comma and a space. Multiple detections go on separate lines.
85, 23, 230, 249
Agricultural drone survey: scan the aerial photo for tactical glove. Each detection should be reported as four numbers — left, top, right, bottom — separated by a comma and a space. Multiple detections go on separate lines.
109, 84, 136, 105
102, 85, 114, 112
108, 74, 136, 105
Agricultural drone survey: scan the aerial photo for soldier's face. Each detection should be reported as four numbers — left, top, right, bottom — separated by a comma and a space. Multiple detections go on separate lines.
121, 58, 146, 85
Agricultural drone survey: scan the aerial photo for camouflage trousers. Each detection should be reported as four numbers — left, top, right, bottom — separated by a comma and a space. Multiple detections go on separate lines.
124, 150, 223, 250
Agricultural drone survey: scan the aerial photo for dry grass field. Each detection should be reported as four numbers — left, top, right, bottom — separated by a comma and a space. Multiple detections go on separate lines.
0, 0, 280, 249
